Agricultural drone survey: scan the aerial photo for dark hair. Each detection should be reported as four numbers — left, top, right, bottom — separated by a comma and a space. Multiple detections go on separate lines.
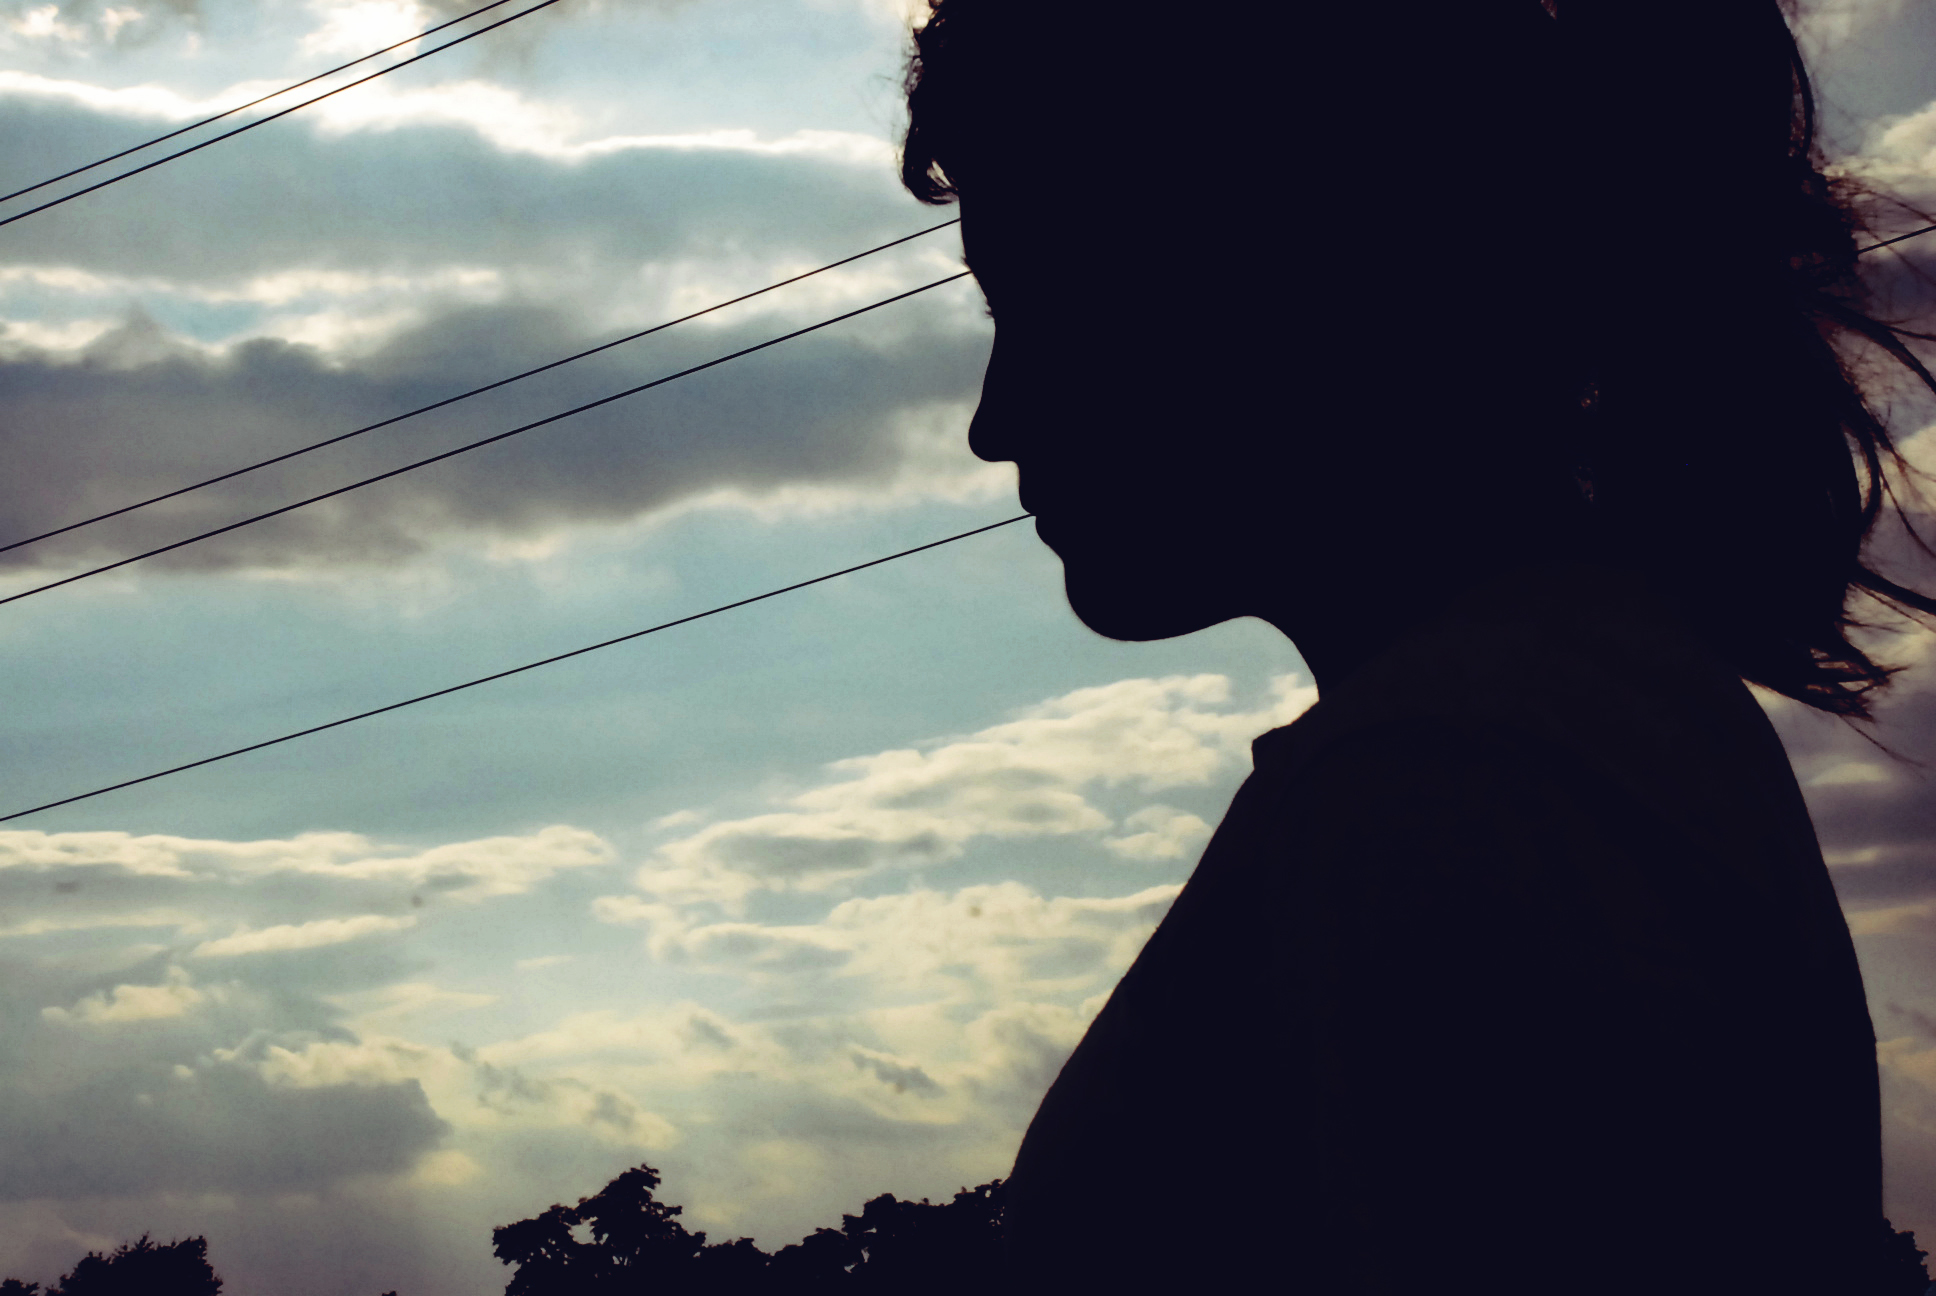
903, 0, 1936, 718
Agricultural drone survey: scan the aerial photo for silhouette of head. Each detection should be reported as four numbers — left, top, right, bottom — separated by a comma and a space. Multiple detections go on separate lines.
915, 5, 1599, 657
905, 0, 1936, 706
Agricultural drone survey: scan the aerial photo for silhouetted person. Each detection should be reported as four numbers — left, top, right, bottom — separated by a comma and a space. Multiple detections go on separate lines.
901, 1, 1936, 1291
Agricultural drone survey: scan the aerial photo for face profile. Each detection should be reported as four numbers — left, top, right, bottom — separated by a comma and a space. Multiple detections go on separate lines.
957, 199, 1589, 684
938, 6, 1599, 684
962, 262, 1292, 646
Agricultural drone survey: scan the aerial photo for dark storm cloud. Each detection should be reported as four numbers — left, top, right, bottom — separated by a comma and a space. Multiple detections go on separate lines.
0, 823, 620, 1206
0, 298, 986, 571
0, 947, 447, 1199
0, 1061, 446, 1199
0, 92, 987, 572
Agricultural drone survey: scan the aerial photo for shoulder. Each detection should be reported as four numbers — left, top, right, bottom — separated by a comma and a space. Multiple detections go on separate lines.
1200, 567, 1850, 982
1250, 565, 1821, 876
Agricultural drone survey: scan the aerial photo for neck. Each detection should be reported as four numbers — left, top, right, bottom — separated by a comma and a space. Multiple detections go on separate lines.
1264, 487, 1595, 695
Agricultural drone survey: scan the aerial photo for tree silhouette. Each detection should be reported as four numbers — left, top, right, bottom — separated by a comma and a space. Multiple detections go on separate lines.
761, 1226, 854, 1291
492, 1162, 768, 1294
1873, 1219, 1932, 1296
46, 1235, 220, 1296
489, 1163, 1936, 1293
688, 1236, 769, 1295
492, 1165, 1007, 1293
577, 1164, 711, 1279
0, 1178, 1916, 1293
841, 1181, 1005, 1292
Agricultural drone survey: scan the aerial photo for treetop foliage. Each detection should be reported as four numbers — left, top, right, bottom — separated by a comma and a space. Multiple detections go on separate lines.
0, 1172, 1925, 1292
1, 1234, 221, 1296
492, 1163, 1005, 1295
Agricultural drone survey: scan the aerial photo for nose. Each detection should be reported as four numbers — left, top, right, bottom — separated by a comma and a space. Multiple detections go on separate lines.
967, 330, 1019, 465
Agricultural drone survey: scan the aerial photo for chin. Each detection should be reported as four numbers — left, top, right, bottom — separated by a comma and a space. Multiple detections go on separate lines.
1053, 536, 1241, 643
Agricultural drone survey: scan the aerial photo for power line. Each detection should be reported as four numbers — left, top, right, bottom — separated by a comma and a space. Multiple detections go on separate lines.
0, 0, 527, 208
6, 213, 1915, 582
0, 271, 971, 608
0, 513, 1031, 824
0, 220, 959, 557
0, 0, 564, 231
1860, 223, 1936, 256
10, 210, 1924, 828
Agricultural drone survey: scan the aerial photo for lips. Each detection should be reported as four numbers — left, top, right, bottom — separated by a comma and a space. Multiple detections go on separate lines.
1029, 511, 1059, 552
1014, 466, 1078, 524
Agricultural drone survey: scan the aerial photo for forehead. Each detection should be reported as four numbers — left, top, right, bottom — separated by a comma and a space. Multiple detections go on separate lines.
959, 207, 1142, 329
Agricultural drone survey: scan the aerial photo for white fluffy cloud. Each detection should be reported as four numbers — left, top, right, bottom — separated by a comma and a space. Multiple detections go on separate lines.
1854, 99, 1936, 194
0, 52, 988, 580
43, 964, 203, 1024
595, 879, 1178, 1000
481, 876, 1185, 1236
462, 672, 1321, 1239
0, 65, 895, 167
627, 673, 1314, 907
191, 912, 418, 958
1103, 804, 1213, 861
0, 671, 1299, 1263
0, 823, 611, 899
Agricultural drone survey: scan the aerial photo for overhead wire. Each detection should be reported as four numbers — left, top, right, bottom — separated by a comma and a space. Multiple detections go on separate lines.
0, 219, 960, 557
6, 214, 1919, 582
0, 0, 527, 207
0, 0, 565, 231
0, 271, 972, 609
8, 218, 1919, 561
13, 157, 1931, 823
1860, 223, 1936, 256
0, 514, 1032, 823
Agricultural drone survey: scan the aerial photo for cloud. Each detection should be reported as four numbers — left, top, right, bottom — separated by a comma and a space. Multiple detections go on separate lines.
0, 80, 988, 577
43, 963, 202, 1023
1759, 628, 1936, 1247
851, 1048, 941, 1097
0, 823, 613, 900
625, 674, 1313, 908
0, 66, 895, 166
0, 908, 199, 939
0, 821, 615, 1217
8, 5, 89, 42
300, 0, 437, 56
190, 912, 417, 958
0, 1061, 447, 1200
0, 951, 450, 1203
0, 816, 619, 1218
327, 981, 498, 1027
0, 667, 1296, 1275
1793, 0, 1911, 60
571, 879, 1182, 1132
0, 86, 935, 291
1103, 804, 1212, 861
1865, 101, 1936, 185
0, 0, 181, 49
486, 872, 1185, 1241
0, 302, 993, 575
819, 881, 1178, 1001
1767, 673, 1936, 911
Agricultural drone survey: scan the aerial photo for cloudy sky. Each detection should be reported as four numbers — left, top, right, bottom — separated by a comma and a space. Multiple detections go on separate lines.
0, 0, 1934, 1291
